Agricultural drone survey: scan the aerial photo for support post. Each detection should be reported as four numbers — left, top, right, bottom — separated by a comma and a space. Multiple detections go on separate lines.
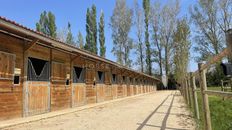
185, 79, 189, 104
187, 74, 192, 108
226, 29, 232, 61
190, 72, 200, 120
198, 63, 212, 130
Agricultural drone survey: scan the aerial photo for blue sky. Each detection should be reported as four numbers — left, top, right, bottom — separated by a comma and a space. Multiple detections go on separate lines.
0, 0, 197, 73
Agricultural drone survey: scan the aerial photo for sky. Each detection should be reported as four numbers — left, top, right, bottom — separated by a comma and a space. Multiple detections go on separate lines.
0, 0, 197, 73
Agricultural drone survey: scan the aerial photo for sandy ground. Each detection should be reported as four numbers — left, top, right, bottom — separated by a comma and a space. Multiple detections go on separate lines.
4, 91, 195, 130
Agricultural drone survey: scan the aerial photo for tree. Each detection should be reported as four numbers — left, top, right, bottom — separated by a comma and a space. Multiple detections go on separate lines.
84, 5, 98, 54
99, 11, 106, 57
190, 0, 232, 86
160, 0, 180, 76
190, 0, 232, 61
57, 27, 68, 43
77, 31, 84, 49
66, 22, 75, 45
134, 0, 145, 72
173, 18, 191, 86
36, 11, 57, 38
150, 1, 163, 76
85, 8, 92, 51
91, 5, 98, 54
143, 0, 152, 75
110, 0, 133, 67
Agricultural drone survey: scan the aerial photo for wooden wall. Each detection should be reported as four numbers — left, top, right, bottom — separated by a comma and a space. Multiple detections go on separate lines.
0, 32, 159, 121
0, 33, 23, 120
51, 50, 71, 111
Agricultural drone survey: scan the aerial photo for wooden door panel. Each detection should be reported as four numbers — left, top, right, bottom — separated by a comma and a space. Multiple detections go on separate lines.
72, 83, 86, 107
96, 84, 105, 102
104, 85, 113, 101
26, 81, 50, 116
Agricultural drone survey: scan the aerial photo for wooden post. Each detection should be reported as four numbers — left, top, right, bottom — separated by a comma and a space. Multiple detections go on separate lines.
226, 29, 232, 61
198, 63, 212, 130
185, 79, 189, 104
187, 74, 192, 108
190, 72, 200, 120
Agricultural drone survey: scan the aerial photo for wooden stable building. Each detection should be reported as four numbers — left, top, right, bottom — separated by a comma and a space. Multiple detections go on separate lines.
0, 17, 160, 120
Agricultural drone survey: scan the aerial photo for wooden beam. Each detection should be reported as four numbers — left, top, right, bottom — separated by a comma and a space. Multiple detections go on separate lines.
71, 54, 81, 62
24, 39, 39, 52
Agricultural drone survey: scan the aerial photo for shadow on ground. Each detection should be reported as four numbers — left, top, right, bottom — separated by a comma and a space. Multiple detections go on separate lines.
136, 91, 191, 130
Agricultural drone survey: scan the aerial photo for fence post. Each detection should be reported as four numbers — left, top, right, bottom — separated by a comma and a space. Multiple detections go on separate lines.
185, 79, 189, 104
190, 72, 200, 120
226, 29, 232, 61
187, 74, 192, 108
198, 63, 212, 130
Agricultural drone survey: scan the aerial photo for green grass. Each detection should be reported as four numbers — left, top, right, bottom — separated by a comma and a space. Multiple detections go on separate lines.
196, 91, 232, 130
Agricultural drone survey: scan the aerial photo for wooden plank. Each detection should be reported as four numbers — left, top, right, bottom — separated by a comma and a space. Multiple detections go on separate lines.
204, 90, 232, 98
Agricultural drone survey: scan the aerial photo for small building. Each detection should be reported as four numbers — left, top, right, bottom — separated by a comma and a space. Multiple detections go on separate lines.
0, 17, 160, 120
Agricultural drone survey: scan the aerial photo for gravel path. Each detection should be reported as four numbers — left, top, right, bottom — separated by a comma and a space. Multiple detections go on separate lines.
4, 91, 195, 130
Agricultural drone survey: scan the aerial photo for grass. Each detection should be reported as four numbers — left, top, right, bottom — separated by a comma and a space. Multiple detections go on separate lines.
194, 87, 232, 130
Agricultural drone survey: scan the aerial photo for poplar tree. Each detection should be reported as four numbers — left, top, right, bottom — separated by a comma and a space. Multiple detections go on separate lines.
143, 0, 152, 75
173, 18, 191, 88
99, 11, 106, 57
134, 0, 145, 73
91, 5, 98, 54
85, 8, 92, 51
84, 5, 98, 54
36, 11, 57, 38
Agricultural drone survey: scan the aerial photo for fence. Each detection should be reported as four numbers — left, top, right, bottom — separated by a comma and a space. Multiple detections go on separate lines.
181, 30, 232, 130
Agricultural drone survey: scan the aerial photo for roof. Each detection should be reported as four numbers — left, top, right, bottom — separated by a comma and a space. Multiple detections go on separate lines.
0, 16, 160, 81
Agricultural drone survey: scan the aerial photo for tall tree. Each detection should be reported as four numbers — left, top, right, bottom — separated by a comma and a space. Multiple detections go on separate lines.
85, 8, 92, 51
150, 1, 163, 76
173, 18, 191, 86
110, 0, 133, 67
36, 11, 57, 38
134, 0, 145, 72
77, 31, 84, 49
66, 22, 75, 45
143, 0, 152, 75
99, 11, 106, 57
84, 5, 98, 54
91, 5, 98, 54
160, 0, 180, 76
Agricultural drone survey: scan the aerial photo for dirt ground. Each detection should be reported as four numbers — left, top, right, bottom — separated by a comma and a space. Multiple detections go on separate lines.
4, 91, 195, 130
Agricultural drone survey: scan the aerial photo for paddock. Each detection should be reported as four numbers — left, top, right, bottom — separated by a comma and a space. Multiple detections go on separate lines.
0, 17, 160, 120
